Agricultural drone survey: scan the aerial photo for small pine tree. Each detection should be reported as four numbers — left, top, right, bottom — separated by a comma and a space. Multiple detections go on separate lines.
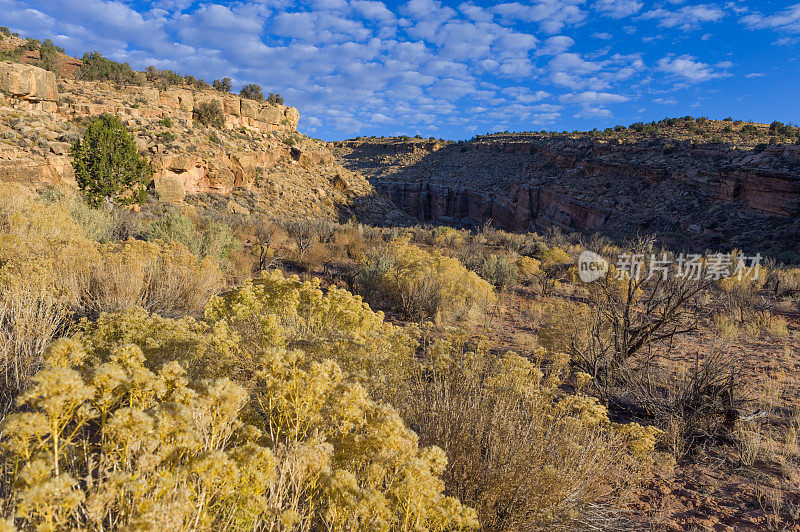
267, 92, 284, 105
71, 114, 151, 207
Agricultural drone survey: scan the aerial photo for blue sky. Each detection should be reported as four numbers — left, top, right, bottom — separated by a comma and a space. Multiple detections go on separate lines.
2, 0, 799, 139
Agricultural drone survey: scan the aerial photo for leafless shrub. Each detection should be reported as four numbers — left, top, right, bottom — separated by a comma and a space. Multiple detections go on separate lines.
282, 217, 320, 262
0, 289, 66, 412
627, 343, 745, 455
564, 244, 709, 398
250, 219, 287, 271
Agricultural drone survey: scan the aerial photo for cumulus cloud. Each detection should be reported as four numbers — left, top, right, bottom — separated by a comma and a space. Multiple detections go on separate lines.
639, 4, 725, 30
656, 54, 731, 82
0, 0, 777, 138
492, 0, 587, 33
537, 35, 575, 55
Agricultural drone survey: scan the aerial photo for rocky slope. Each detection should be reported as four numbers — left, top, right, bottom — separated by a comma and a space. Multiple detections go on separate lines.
333, 134, 800, 259
0, 60, 403, 223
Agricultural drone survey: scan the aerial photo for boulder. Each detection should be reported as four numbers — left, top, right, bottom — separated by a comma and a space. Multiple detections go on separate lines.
193, 92, 224, 111
166, 154, 195, 173
284, 107, 300, 129
222, 94, 241, 116
0, 63, 58, 101
159, 88, 193, 111
240, 98, 259, 118
153, 175, 186, 203
126, 86, 159, 106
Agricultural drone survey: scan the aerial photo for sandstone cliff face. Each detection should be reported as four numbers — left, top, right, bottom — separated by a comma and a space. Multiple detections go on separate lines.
0, 63, 404, 224
0, 62, 58, 111
0, 63, 303, 196
333, 136, 800, 257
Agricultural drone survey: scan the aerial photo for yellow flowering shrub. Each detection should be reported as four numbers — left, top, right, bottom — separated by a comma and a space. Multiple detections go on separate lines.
0, 184, 224, 316
0, 330, 477, 530
515, 255, 542, 286
539, 246, 572, 268
612, 422, 664, 460
0, 185, 98, 302
361, 238, 495, 323
0, 186, 225, 404
203, 270, 415, 390
432, 227, 466, 248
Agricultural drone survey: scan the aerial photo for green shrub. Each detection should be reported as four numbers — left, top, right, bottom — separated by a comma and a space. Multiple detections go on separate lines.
474, 253, 518, 290
156, 131, 176, 142
199, 221, 241, 261
145, 211, 201, 254
183, 74, 209, 90
67, 197, 114, 242
240, 83, 264, 101
195, 100, 224, 128
71, 113, 151, 207
267, 92, 284, 105
144, 65, 183, 87
145, 212, 240, 264
740, 123, 759, 138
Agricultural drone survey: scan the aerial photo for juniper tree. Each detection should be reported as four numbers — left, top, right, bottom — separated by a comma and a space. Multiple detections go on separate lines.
71, 113, 151, 207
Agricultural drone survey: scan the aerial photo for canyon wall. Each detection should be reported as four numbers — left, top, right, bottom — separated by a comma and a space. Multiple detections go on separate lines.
333, 136, 800, 255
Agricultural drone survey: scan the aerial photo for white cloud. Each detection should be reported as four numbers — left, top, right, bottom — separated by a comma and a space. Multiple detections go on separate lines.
458, 2, 493, 22
537, 35, 575, 55
656, 54, 731, 82
502, 86, 551, 102
594, 0, 642, 19
559, 91, 628, 104
653, 97, 678, 105
492, 0, 587, 33
742, 4, 800, 34
1, 0, 769, 138
351, 1, 396, 23
639, 4, 725, 30
573, 106, 613, 118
